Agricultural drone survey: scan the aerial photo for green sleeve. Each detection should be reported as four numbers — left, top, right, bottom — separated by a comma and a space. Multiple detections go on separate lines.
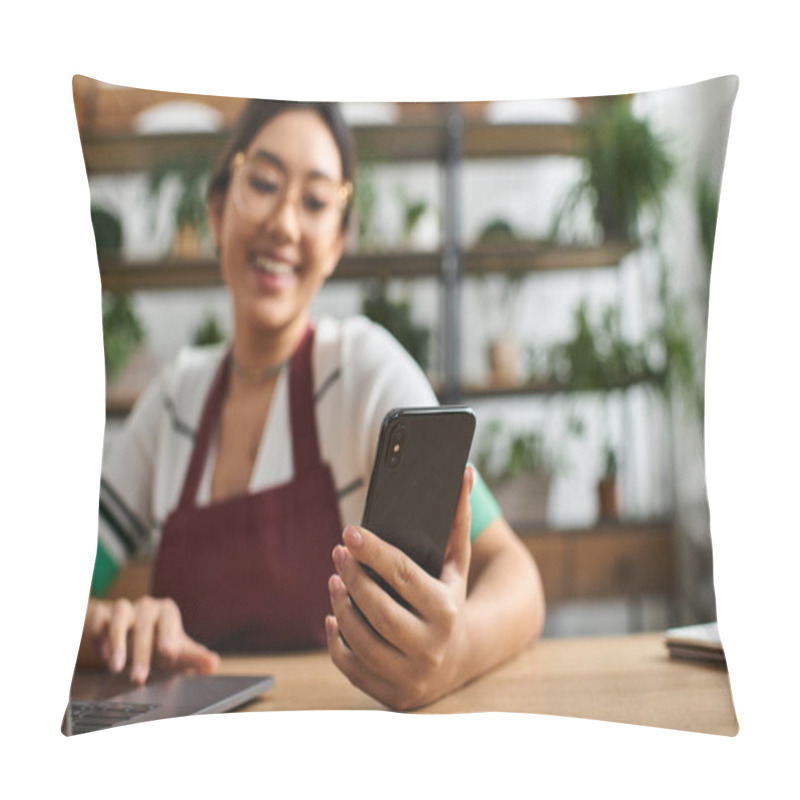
468, 466, 502, 541
90, 539, 119, 598
91, 472, 499, 591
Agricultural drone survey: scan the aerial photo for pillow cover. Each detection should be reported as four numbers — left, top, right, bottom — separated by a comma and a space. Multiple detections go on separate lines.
70, 74, 738, 735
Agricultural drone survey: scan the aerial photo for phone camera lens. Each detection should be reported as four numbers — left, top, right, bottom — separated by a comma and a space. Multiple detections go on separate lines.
387, 424, 406, 467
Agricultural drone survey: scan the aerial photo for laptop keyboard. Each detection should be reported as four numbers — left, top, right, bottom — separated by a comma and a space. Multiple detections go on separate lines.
66, 701, 159, 735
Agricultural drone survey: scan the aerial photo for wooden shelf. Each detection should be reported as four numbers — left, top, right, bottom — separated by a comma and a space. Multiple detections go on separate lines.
80, 122, 585, 175
72, 77, 247, 137
334, 251, 443, 280
98, 242, 633, 292
464, 240, 635, 274
519, 521, 674, 603
73, 78, 585, 161
107, 374, 658, 417
462, 123, 582, 158
455, 373, 659, 401
100, 257, 220, 291
357, 121, 583, 161
97, 251, 444, 291
79, 132, 227, 174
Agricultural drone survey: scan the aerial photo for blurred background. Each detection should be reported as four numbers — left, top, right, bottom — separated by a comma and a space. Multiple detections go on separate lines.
74, 74, 737, 639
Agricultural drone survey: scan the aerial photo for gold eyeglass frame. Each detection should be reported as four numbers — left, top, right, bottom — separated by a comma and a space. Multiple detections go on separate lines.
231, 151, 353, 208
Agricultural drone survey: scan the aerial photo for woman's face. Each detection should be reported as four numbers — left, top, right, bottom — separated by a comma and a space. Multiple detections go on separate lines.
209, 109, 347, 339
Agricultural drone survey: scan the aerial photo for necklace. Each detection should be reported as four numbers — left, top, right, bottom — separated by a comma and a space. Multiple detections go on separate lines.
230, 353, 288, 385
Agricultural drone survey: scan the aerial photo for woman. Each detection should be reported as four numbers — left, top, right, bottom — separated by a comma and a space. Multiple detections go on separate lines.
79, 99, 545, 711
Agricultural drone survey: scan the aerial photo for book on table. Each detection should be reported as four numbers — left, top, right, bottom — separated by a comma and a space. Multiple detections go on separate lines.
665, 621, 726, 664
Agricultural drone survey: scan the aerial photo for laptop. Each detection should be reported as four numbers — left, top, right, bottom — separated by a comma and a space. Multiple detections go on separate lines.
63, 671, 274, 736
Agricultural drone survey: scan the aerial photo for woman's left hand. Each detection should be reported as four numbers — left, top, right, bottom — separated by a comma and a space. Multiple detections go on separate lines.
326, 467, 474, 711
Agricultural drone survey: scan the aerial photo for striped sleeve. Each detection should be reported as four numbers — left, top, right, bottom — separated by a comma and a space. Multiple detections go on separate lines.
90, 374, 165, 597
97, 477, 151, 560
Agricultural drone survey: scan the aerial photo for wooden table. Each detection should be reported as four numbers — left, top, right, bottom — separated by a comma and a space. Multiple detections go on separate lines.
219, 632, 738, 736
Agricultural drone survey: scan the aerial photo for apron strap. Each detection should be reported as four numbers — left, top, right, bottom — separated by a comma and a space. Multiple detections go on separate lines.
177, 324, 321, 511
177, 350, 232, 511
288, 324, 322, 475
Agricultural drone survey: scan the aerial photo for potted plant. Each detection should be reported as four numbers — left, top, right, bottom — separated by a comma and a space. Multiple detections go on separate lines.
545, 300, 653, 524
547, 299, 607, 390
597, 443, 619, 521
474, 422, 553, 527
476, 218, 527, 387
362, 280, 431, 372
551, 95, 675, 244
102, 292, 145, 384
696, 172, 720, 271
90, 204, 123, 256
476, 217, 517, 247
547, 299, 650, 392
148, 153, 213, 259
192, 312, 227, 347
486, 299, 522, 387
646, 259, 704, 419
396, 185, 432, 250
352, 156, 380, 252
102, 292, 157, 415
695, 172, 720, 329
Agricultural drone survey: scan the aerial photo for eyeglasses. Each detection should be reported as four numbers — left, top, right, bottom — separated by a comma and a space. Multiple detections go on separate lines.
230, 151, 352, 235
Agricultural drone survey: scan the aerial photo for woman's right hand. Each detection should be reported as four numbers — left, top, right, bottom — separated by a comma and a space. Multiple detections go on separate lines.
81, 596, 220, 685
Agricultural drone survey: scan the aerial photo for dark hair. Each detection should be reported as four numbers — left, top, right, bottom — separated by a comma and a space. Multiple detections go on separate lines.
208, 99, 356, 230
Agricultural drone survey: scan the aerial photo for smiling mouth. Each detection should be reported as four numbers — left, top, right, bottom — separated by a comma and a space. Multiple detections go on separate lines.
252, 255, 296, 277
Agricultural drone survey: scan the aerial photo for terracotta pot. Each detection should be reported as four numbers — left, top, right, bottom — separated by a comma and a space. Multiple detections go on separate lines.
487, 336, 520, 387
597, 477, 618, 521
172, 223, 203, 259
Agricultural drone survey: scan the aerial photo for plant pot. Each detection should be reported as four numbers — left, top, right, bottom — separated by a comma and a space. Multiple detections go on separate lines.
489, 472, 551, 527
597, 477, 618, 521
487, 335, 520, 387
172, 223, 203, 259
594, 190, 629, 242
402, 208, 439, 251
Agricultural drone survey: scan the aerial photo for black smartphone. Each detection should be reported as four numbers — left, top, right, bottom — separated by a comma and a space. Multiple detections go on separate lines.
360, 406, 476, 581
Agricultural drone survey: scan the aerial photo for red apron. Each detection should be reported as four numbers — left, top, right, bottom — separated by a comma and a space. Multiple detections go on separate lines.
152, 326, 342, 651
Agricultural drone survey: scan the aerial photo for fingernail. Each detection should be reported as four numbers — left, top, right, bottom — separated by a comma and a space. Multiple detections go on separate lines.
343, 526, 362, 548
329, 573, 343, 595
110, 649, 125, 673
333, 545, 346, 568
325, 616, 336, 637
130, 665, 147, 685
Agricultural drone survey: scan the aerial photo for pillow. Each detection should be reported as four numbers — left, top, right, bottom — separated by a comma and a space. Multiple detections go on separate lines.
70, 74, 738, 736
